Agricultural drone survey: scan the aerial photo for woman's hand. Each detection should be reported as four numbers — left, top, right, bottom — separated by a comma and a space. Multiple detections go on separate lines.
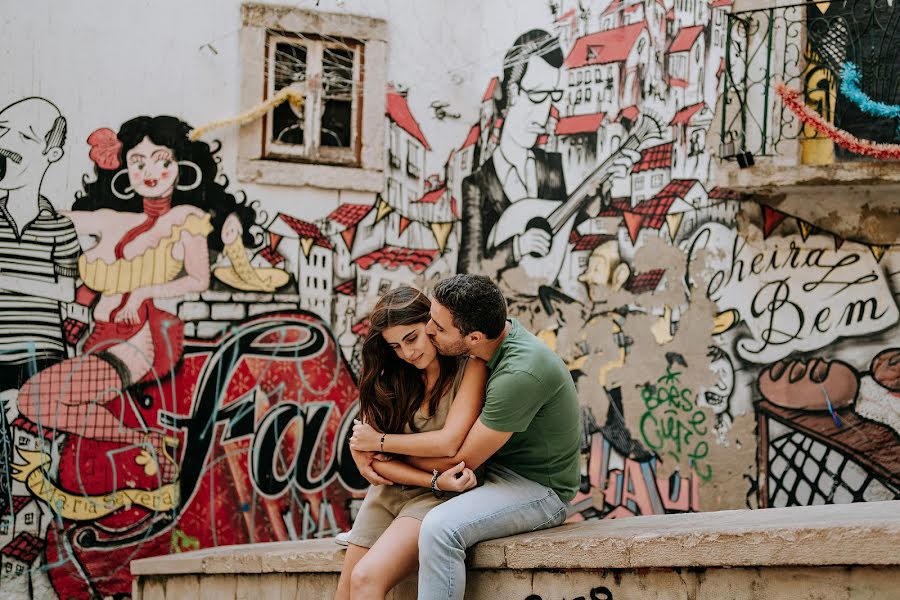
114, 291, 145, 325
437, 461, 477, 493
348, 447, 393, 486
349, 419, 383, 452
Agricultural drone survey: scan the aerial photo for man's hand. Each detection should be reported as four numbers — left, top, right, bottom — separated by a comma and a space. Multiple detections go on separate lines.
437, 462, 477, 493
516, 228, 551, 258
587, 147, 644, 215
349, 446, 393, 486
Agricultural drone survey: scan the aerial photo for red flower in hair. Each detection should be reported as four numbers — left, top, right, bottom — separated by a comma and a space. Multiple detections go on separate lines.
87, 128, 123, 170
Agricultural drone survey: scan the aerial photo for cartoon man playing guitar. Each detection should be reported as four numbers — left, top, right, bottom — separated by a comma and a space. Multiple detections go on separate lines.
458, 29, 566, 279
458, 30, 653, 299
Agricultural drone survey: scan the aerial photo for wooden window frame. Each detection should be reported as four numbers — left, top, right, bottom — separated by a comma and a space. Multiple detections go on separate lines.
238, 4, 387, 191
263, 33, 364, 166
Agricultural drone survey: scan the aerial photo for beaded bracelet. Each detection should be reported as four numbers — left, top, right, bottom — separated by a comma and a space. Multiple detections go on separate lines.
431, 469, 444, 499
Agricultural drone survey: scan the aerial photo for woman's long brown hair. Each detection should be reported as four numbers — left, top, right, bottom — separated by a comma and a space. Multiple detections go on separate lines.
358, 286, 460, 434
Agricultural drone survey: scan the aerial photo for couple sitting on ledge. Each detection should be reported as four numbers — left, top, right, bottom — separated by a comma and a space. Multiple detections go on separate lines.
337, 274, 580, 600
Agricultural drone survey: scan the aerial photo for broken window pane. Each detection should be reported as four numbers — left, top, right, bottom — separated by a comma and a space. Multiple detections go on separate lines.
321, 46, 354, 147
322, 47, 354, 96
321, 99, 352, 147
272, 42, 306, 145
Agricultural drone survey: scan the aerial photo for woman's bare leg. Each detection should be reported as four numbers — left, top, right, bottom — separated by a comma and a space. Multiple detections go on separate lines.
349, 517, 421, 600
335, 543, 368, 600
104, 320, 155, 384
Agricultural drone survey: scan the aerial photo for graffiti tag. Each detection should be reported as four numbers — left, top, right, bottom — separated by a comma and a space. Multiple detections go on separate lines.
574, 411, 701, 518
526, 586, 613, 600
640, 367, 712, 481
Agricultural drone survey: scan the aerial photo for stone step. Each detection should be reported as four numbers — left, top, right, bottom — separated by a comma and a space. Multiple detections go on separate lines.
131, 500, 900, 599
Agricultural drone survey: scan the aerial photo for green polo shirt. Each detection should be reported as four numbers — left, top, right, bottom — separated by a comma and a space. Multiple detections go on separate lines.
481, 319, 581, 502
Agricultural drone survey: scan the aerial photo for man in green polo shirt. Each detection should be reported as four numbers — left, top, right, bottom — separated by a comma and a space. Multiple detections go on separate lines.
407, 273, 580, 600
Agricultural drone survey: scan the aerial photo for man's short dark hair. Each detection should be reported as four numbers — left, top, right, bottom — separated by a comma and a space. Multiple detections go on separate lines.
433, 274, 507, 339
496, 29, 564, 115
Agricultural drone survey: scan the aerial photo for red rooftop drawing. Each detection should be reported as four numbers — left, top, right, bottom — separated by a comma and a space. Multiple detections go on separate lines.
386, 86, 431, 150
355, 246, 438, 273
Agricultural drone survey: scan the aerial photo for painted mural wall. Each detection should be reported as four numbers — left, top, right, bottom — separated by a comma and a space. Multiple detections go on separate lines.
2, 0, 898, 598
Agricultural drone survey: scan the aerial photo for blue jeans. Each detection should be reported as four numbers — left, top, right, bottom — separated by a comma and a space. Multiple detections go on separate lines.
417, 462, 568, 599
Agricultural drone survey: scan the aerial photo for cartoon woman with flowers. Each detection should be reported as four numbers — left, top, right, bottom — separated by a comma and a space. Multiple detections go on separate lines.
18, 116, 263, 471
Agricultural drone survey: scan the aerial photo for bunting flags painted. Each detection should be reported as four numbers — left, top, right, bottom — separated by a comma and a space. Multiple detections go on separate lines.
299, 236, 315, 258
398, 216, 412, 236
623, 212, 644, 244
870, 244, 888, 263
665, 213, 684, 242
762, 205, 787, 239
430, 222, 453, 253
375, 198, 393, 223
759, 209, 893, 262
340, 227, 357, 252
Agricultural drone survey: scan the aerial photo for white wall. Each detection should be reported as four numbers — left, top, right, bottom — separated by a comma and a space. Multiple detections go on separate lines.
3, 0, 568, 219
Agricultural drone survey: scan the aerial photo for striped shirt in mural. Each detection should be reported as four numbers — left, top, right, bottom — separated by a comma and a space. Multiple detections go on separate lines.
0, 196, 80, 364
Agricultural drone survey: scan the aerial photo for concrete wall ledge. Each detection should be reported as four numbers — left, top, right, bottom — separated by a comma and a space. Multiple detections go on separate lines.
717, 159, 900, 245
132, 500, 900, 577
718, 159, 900, 191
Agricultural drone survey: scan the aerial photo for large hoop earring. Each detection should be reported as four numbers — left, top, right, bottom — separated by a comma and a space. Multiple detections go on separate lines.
111, 169, 135, 200
176, 161, 202, 192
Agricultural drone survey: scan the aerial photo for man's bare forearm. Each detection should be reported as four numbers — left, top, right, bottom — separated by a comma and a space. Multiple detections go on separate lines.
405, 420, 513, 473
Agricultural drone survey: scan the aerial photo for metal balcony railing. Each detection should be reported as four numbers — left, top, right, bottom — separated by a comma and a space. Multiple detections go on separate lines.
720, 0, 900, 164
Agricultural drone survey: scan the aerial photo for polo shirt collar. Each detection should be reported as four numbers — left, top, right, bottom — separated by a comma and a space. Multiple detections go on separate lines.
0, 196, 56, 217
36, 196, 56, 215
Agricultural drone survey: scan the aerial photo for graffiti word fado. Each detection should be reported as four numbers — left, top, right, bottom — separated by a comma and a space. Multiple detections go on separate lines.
221, 392, 364, 498
169, 318, 367, 514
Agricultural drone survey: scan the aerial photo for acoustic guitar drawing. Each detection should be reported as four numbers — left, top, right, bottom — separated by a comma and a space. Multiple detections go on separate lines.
488, 113, 662, 295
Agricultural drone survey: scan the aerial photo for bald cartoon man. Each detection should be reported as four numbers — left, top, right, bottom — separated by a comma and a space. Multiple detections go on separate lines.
0, 96, 80, 363
0, 97, 81, 499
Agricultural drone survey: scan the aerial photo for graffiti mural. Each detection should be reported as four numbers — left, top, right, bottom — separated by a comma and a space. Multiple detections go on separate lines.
444, 0, 741, 525
1, 114, 365, 599
686, 222, 898, 363
757, 347, 900, 507
0, 97, 78, 510
4, 0, 900, 597
5, 313, 363, 598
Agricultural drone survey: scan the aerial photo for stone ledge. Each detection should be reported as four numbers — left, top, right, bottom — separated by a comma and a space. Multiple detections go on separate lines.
132, 501, 900, 577
236, 158, 384, 192
718, 158, 900, 191
716, 158, 900, 245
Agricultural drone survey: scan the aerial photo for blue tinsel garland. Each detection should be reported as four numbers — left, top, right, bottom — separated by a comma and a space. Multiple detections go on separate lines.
840, 61, 900, 120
